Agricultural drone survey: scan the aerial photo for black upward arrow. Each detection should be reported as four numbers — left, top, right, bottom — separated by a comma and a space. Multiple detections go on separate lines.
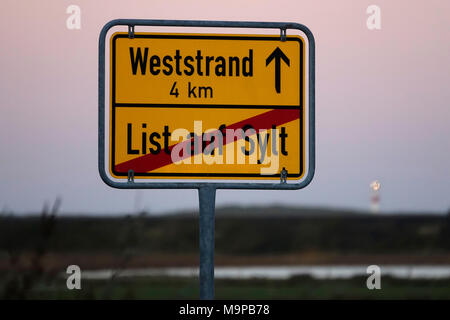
265, 47, 290, 93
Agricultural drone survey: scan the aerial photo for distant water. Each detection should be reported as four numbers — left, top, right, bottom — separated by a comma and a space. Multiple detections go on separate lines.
81, 265, 450, 280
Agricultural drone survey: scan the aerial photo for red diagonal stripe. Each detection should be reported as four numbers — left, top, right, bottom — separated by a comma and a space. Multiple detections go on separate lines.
114, 108, 299, 173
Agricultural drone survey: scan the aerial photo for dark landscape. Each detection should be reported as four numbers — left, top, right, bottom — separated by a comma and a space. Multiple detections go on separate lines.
1, 206, 450, 299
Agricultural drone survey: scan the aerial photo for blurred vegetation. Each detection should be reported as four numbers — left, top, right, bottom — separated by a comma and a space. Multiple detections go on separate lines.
1, 205, 450, 299
1, 198, 60, 299
2, 276, 450, 300
1, 207, 450, 256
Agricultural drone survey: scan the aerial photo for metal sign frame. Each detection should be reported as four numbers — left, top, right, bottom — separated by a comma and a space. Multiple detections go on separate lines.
99, 19, 315, 190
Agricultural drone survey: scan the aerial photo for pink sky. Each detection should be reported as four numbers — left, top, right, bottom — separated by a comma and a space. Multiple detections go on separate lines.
0, 0, 449, 214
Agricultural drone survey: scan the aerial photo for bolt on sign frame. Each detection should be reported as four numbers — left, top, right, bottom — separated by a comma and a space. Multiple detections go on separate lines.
99, 19, 315, 299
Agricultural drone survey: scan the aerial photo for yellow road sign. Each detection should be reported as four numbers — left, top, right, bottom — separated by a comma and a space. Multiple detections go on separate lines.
110, 32, 304, 179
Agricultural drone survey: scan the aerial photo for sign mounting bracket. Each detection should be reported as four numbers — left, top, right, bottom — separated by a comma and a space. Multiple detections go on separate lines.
128, 25, 135, 39
280, 28, 287, 42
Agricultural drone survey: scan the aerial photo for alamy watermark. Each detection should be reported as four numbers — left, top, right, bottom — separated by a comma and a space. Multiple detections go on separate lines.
366, 5, 381, 30
366, 265, 381, 290
66, 5, 81, 30
66, 265, 81, 290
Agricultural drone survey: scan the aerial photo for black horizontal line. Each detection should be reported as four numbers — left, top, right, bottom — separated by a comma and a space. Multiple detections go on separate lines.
114, 103, 301, 109
114, 34, 302, 42
113, 172, 301, 177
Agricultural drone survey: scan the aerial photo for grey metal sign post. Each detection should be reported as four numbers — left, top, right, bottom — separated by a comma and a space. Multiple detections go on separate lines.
198, 186, 216, 299
99, 19, 315, 300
